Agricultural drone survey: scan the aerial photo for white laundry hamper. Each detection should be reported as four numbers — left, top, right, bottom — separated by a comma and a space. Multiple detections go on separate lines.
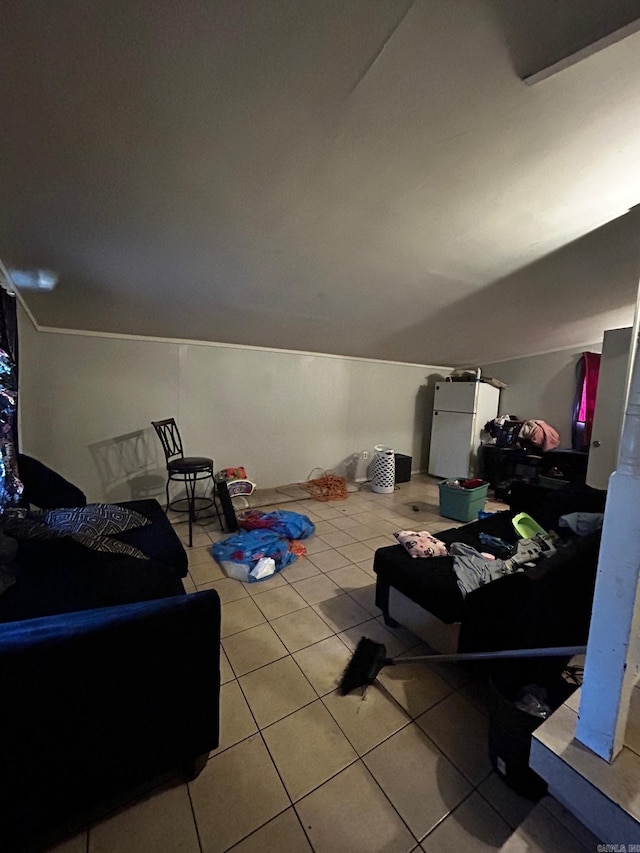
371, 445, 395, 494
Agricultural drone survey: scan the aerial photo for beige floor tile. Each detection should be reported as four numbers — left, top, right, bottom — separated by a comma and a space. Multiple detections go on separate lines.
270, 606, 335, 653
219, 646, 235, 683
204, 527, 228, 543
301, 537, 332, 555
500, 801, 594, 853
212, 680, 258, 754
364, 723, 472, 840
376, 659, 454, 718
339, 617, 414, 658
295, 761, 415, 853
262, 700, 357, 801
292, 635, 353, 696
188, 555, 226, 586
241, 571, 289, 595
247, 488, 283, 506
198, 576, 249, 603
182, 573, 197, 594
325, 564, 375, 593
312, 593, 372, 633
229, 808, 312, 853
477, 772, 536, 830
355, 555, 376, 577
240, 656, 317, 728
538, 796, 601, 850
312, 519, 341, 534
306, 549, 352, 573
329, 514, 365, 531
420, 791, 513, 851
334, 500, 369, 516
222, 623, 289, 677
187, 544, 216, 567
429, 519, 462, 534
416, 692, 492, 785
349, 512, 385, 528
370, 519, 406, 535
190, 735, 290, 853
277, 485, 312, 500
314, 501, 344, 520
177, 527, 214, 548
281, 498, 318, 512
336, 542, 376, 563
89, 783, 199, 853
374, 617, 423, 650
322, 683, 410, 755
318, 529, 358, 548
347, 585, 381, 616
280, 557, 321, 582
220, 596, 266, 638
291, 573, 343, 605
425, 657, 475, 689
342, 523, 381, 542
362, 535, 397, 550
47, 833, 88, 853
251, 584, 308, 620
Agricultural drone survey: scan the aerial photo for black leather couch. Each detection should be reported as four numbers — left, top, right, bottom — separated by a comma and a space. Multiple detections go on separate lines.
374, 483, 607, 657
0, 457, 221, 853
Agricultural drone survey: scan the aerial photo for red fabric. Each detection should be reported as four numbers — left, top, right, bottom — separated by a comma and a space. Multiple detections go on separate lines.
579, 352, 600, 446
461, 478, 484, 490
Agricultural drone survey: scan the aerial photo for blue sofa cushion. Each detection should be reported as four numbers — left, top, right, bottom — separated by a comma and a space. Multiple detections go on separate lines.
17, 453, 87, 509
0, 499, 188, 623
0, 590, 221, 852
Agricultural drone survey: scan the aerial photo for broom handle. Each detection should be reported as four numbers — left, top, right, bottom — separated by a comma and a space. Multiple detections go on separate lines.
387, 645, 586, 665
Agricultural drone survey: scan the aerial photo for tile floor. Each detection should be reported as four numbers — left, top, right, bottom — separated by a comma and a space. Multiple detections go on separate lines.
47, 476, 600, 853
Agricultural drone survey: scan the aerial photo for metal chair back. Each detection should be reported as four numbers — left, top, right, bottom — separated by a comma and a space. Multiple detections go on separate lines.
151, 419, 184, 465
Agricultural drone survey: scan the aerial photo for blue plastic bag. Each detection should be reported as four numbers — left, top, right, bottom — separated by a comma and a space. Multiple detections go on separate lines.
211, 528, 298, 582
238, 509, 315, 540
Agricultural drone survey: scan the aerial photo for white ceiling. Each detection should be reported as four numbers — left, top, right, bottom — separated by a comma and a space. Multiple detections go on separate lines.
2, 0, 640, 365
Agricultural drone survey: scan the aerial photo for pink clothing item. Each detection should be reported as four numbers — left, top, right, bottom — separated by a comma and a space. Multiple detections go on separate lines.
519, 419, 560, 452
394, 530, 448, 559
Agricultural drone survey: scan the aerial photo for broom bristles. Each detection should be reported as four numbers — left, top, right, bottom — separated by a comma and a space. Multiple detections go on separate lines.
338, 637, 389, 695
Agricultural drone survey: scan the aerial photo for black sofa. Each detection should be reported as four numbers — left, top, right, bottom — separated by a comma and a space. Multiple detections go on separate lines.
0, 456, 221, 853
374, 483, 607, 656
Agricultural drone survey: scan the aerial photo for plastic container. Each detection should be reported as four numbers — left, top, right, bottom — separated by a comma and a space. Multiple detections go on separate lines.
511, 512, 547, 538
538, 475, 570, 491
488, 679, 549, 799
372, 446, 395, 494
488, 670, 577, 799
438, 479, 489, 523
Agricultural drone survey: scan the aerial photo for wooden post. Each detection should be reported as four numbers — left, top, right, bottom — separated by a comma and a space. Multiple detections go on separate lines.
576, 311, 640, 761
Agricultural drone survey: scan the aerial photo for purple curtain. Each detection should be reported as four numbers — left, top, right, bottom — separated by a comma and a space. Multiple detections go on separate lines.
572, 352, 601, 451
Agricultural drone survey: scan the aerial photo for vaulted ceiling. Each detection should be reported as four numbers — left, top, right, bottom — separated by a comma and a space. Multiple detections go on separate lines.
2, 0, 640, 365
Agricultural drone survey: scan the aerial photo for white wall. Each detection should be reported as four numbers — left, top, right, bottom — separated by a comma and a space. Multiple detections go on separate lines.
18, 309, 449, 502
481, 343, 603, 448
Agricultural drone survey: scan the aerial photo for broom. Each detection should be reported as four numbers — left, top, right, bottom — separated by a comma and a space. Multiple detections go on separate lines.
338, 637, 586, 696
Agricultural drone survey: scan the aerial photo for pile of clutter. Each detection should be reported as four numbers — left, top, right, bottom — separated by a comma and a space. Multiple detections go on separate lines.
212, 509, 314, 583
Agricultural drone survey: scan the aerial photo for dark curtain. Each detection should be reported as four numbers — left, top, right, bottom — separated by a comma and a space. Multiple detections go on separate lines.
0, 287, 22, 509
0, 288, 19, 452
572, 352, 601, 451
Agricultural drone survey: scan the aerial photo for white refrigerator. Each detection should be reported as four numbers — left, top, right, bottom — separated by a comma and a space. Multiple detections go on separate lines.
428, 381, 500, 479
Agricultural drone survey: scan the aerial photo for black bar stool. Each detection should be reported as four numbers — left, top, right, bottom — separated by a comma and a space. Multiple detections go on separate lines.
151, 418, 222, 547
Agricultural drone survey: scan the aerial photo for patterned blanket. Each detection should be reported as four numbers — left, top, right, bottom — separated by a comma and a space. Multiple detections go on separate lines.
2, 503, 152, 559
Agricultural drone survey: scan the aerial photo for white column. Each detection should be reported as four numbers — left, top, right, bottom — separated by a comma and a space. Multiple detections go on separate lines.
576, 307, 640, 761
